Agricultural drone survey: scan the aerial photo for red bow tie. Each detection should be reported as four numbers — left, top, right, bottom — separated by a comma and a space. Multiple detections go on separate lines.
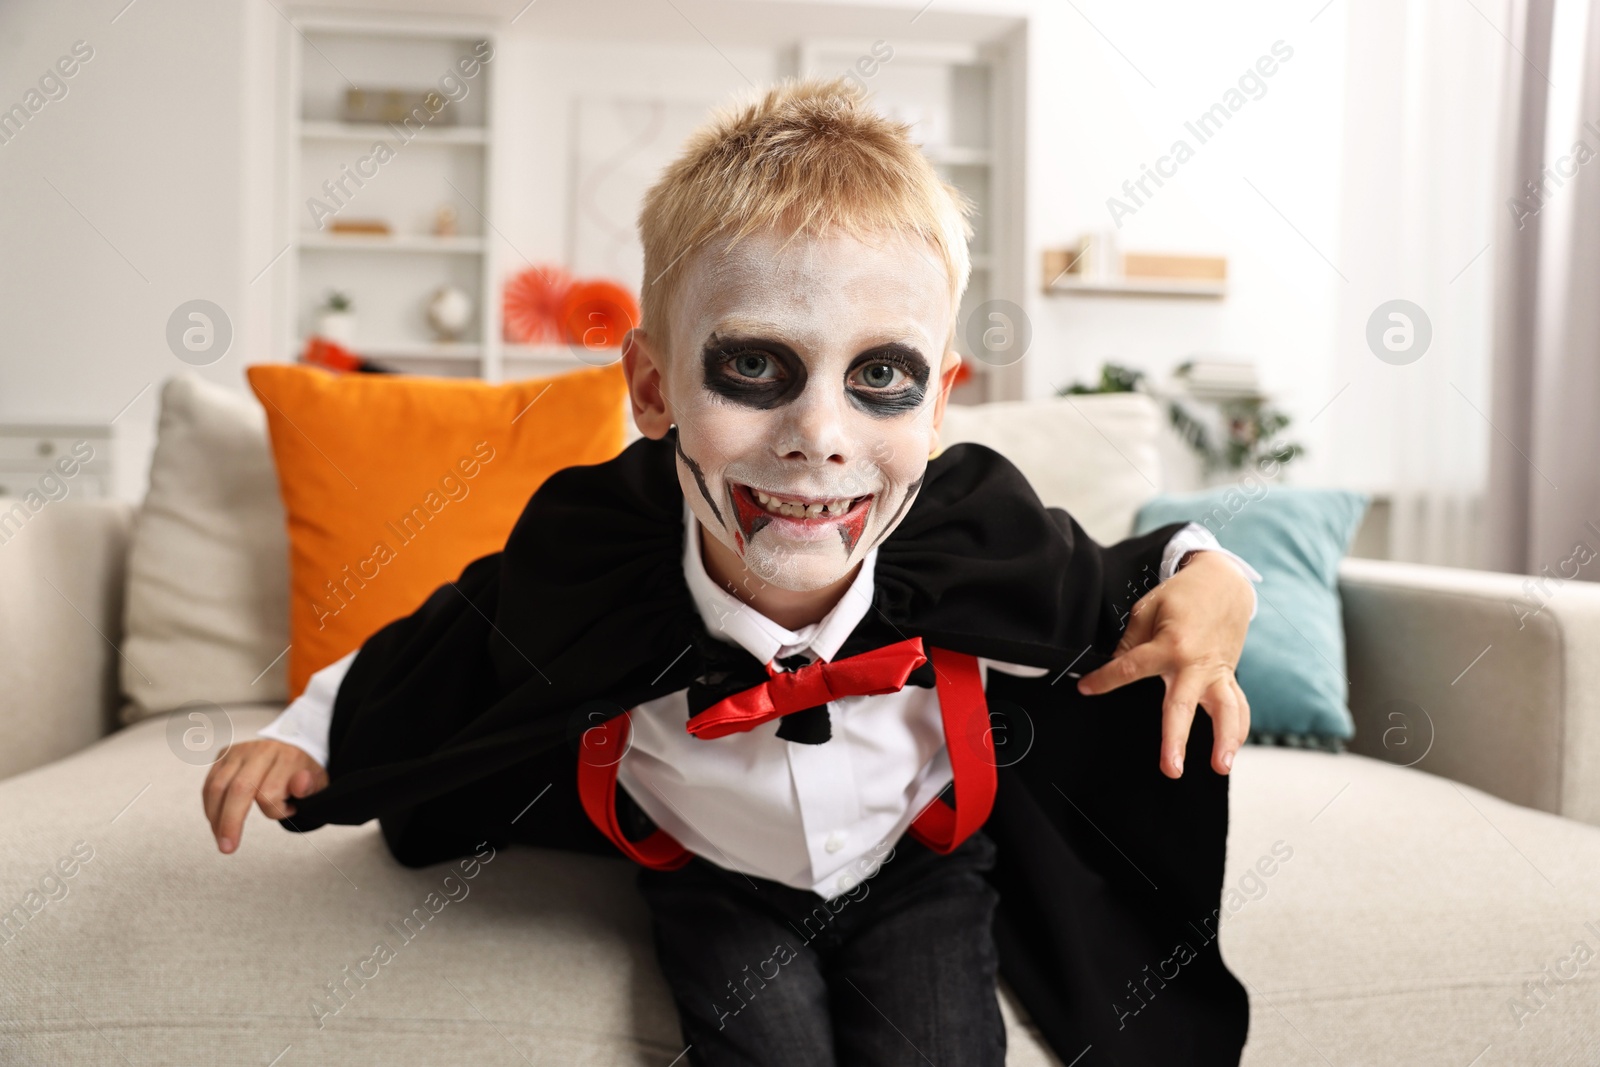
684, 637, 930, 741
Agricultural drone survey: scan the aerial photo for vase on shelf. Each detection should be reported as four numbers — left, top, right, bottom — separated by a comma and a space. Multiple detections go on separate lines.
314, 291, 357, 345
427, 285, 473, 342
314, 310, 357, 345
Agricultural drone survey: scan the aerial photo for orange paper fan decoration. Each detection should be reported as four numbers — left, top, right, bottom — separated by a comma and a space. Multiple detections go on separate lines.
502, 264, 573, 344
560, 279, 640, 352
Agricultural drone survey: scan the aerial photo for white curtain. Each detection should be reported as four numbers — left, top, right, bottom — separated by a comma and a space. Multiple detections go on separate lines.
1485, 0, 1600, 579
1329, 0, 1509, 568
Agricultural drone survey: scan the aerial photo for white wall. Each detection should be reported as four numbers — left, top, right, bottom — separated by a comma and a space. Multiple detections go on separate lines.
1013, 1, 1348, 489
0, 0, 1357, 501
0, 0, 277, 501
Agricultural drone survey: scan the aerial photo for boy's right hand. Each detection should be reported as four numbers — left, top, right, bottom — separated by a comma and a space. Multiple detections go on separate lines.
202, 739, 328, 854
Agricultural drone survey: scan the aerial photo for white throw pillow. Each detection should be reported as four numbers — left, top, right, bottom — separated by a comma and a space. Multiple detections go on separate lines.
936, 392, 1165, 545
120, 375, 290, 722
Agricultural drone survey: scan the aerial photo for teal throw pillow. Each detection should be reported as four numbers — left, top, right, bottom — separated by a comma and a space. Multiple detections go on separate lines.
1135, 486, 1370, 749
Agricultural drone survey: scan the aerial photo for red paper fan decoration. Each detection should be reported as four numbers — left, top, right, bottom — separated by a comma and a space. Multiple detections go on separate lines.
503, 264, 573, 344
560, 279, 640, 351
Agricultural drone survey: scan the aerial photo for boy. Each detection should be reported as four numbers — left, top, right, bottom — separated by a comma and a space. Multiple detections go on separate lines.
204, 78, 1258, 1065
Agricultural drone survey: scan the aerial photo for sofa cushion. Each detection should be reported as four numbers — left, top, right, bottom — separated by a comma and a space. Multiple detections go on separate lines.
936, 392, 1163, 545
247, 363, 628, 698
120, 374, 291, 722
1136, 487, 1369, 745
1225, 744, 1600, 1065
0, 707, 1060, 1064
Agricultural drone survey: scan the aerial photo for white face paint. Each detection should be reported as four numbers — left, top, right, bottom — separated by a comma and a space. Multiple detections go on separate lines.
659, 227, 955, 593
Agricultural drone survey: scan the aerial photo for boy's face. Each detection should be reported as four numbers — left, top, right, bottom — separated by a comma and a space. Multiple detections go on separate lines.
626, 227, 960, 593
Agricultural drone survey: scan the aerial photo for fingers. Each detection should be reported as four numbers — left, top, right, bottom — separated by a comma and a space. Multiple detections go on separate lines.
1077, 640, 1168, 696
216, 747, 270, 853
284, 765, 331, 816
206, 745, 274, 854
1204, 674, 1249, 775
201, 748, 235, 841
1234, 676, 1251, 739
1078, 586, 1164, 694
1203, 675, 1254, 777
203, 747, 242, 851
255, 755, 304, 822
1116, 589, 1159, 653
1159, 667, 1209, 779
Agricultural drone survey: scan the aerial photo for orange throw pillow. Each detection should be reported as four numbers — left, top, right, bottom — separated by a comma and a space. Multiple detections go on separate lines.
247, 363, 627, 699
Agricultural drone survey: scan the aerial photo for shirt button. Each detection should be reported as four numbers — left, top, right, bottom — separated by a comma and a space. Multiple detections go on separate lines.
824, 831, 847, 854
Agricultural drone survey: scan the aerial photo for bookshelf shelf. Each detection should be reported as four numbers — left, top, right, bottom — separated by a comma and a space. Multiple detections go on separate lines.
299, 233, 487, 254
300, 120, 489, 145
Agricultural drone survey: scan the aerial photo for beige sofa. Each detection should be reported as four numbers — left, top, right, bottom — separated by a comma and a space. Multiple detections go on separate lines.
3, 384, 1599, 1066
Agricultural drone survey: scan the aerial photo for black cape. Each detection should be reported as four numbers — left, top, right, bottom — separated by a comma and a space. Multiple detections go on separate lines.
283, 434, 1249, 1066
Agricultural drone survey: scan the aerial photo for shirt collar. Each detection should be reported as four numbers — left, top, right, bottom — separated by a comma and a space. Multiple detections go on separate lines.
681, 500, 877, 666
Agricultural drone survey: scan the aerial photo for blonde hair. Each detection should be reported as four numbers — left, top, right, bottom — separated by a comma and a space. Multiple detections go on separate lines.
636, 76, 974, 351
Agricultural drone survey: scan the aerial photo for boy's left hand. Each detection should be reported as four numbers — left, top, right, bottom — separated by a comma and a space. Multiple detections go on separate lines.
1076, 550, 1254, 779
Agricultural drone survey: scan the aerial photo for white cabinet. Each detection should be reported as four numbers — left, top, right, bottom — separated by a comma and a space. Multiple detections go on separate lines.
0, 425, 112, 502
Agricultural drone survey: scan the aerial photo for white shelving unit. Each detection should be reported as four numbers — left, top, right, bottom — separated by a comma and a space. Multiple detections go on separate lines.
284, 15, 504, 380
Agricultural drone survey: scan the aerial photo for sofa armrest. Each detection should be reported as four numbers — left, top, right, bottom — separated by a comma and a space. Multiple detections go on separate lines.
0, 498, 133, 779
1338, 555, 1600, 828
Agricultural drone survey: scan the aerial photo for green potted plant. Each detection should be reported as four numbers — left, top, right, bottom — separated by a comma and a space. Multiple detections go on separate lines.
1057, 361, 1303, 480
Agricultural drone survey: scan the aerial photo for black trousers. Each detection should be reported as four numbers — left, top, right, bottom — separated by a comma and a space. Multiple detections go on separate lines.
635, 829, 1007, 1067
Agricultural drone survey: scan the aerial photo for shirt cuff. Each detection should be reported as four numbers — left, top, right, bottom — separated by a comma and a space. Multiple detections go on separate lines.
254, 650, 357, 768
1158, 522, 1261, 621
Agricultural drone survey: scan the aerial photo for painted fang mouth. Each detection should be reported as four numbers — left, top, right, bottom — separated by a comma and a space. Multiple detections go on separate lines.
751, 488, 863, 519
726, 483, 875, 554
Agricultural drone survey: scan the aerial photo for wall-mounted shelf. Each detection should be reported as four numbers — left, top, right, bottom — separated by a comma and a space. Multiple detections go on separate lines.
1046, 277, 1227, 299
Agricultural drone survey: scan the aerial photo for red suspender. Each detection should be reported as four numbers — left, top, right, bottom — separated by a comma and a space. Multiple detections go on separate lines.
575, 646, 998, 870
574, 714, 693, 870
904, 648, 999, 854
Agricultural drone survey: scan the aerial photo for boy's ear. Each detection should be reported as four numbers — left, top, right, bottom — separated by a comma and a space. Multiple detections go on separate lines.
929, 350, 962, 449
621, 328, 674, 440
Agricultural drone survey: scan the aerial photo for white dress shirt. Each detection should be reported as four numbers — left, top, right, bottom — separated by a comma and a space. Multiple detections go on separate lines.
259, 510, 1259, 897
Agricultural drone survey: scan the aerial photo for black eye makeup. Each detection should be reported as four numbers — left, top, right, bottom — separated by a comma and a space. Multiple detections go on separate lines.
846, 343, 930, 416
701, 333, 807, 409
699, 333, 931, 416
